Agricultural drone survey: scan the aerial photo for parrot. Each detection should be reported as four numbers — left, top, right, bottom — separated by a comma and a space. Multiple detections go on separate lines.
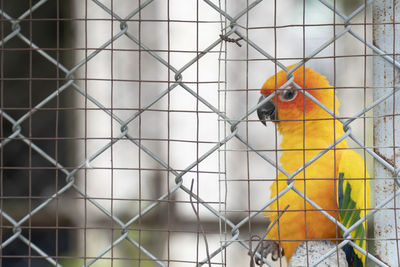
255, 65, 371, 266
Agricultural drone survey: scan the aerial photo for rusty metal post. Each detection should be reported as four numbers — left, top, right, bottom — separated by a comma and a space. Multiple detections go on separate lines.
373, 1, 400, 265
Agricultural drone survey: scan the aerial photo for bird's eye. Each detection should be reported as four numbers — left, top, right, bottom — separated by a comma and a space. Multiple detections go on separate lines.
279, 88, 297, 102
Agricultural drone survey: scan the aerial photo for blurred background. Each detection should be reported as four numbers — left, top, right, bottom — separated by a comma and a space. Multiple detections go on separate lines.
0, 0, 376, 266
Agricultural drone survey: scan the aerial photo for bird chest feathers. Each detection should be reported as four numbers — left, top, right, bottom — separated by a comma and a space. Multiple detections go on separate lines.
265, 118, 349, 258
270, 118, 348, 208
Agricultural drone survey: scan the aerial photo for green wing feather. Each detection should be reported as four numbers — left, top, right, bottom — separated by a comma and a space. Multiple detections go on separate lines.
337, 150, 370, 266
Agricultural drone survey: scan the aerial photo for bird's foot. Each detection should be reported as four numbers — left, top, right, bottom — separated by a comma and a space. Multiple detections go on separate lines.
252, 240, 284, 265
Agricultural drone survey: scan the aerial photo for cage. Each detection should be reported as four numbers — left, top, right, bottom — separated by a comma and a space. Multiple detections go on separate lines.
0, 0, 399, 266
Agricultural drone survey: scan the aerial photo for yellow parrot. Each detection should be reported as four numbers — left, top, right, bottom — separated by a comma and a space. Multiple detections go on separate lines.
255, 65, 370, 266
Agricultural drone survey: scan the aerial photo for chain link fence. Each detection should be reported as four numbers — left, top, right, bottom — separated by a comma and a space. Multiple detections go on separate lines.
1, 0, 400, 266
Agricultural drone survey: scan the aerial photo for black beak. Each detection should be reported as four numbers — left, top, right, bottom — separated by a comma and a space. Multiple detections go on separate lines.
257, 95, 277, 125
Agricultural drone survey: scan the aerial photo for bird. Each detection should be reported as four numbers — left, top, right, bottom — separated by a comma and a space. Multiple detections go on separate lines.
255, 65, 370, 266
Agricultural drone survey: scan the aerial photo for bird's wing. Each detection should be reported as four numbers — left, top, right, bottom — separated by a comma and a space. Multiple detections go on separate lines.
337, 149, 370, 267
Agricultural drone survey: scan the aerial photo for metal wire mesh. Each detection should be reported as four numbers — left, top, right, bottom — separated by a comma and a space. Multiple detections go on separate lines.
0, 0, 399, 266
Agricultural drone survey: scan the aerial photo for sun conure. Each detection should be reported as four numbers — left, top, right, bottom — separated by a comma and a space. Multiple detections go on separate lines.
256, 65, 370, 266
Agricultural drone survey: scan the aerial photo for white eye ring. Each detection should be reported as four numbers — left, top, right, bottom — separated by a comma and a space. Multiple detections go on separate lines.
279, 87, 298, 102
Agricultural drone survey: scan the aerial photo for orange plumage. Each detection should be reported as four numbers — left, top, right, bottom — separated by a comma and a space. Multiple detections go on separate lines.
261, 65, 348, 259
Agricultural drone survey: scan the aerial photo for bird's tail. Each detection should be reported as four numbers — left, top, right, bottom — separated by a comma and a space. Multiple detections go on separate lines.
343, 243, 364, 267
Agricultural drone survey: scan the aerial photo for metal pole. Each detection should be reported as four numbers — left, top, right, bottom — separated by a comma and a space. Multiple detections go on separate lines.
373, 1, 400, 265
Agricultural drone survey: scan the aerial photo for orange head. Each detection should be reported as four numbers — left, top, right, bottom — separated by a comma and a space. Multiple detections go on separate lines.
257, 65, 339, 125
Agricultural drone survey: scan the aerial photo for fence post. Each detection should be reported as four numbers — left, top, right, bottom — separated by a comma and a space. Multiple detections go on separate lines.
373, 1, 400, 265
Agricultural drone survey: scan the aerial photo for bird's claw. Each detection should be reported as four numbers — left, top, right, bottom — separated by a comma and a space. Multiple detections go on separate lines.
253, 240, 284, 265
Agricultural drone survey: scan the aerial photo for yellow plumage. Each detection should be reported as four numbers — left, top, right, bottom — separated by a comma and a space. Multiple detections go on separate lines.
260, 65, 370, 265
